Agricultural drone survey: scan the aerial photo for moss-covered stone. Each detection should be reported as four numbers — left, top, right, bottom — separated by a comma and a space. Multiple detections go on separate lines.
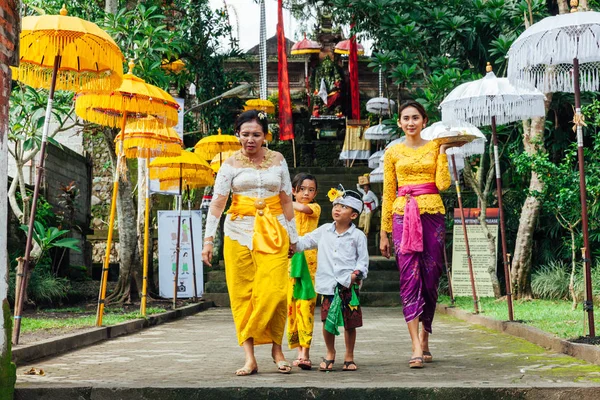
1, 300, 16, 400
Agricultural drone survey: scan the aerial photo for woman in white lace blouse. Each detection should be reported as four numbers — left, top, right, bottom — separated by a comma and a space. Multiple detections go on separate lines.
202, 110, 299, 376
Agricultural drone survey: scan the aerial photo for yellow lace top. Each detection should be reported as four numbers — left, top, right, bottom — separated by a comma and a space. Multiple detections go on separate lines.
295, 203, 321, 236
381, 141, 451, 233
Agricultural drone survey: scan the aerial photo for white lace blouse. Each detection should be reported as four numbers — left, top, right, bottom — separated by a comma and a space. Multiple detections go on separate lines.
204, 150, 299, 250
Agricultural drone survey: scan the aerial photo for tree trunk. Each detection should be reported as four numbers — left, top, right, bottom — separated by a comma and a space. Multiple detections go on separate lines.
510, 107, 549, 298
558, 0, 570, 15
136, 158, 155, 298
102, 129, 143, 304
105, 0, 119, 14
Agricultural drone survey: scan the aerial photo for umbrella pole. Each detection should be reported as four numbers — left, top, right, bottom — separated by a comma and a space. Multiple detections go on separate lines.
172, 165, 183, 309
96, 110, 128, 326
12, 54, 61, 345
491, 116, 514, 322
141, 157, 151, 316
292, 139, 297, 168
451, 154, 479, 313
187, 184, 198, 302
573, 58, 595, 337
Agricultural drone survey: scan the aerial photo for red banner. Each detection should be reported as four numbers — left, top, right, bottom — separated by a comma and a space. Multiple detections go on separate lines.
277, 0, 294, 141
349, 31, 360, 120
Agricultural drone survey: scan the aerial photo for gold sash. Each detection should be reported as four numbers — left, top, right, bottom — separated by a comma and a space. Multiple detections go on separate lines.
229, 194, 285, 254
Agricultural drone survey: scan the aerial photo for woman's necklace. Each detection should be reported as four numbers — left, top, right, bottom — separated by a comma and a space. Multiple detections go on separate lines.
241, 149, 266, 165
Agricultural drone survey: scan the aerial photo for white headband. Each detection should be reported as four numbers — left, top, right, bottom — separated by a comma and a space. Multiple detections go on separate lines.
333, 194, 363, 213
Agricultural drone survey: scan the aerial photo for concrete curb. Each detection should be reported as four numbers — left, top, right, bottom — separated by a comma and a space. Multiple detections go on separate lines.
12, 301, 214, 366
436, 303, 600, 366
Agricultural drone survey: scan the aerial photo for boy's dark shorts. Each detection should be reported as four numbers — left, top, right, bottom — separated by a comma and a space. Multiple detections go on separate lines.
320, 285, 363, 330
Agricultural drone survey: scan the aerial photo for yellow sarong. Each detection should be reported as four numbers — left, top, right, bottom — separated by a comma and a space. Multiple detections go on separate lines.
224, 194, 289, 346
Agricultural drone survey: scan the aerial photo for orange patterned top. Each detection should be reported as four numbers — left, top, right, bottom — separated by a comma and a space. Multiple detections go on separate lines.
381, 141, 451, 233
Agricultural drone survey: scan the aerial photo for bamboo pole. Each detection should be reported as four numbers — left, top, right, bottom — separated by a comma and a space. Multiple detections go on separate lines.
96, 110, 128, 326
172, 165, 183, 309
491, 116, 514, 321
13, 55, 61, 345
573, 58, 595, 337
140, 157, 151, 316
187, 184, 198, 302
451, 154, 479, 314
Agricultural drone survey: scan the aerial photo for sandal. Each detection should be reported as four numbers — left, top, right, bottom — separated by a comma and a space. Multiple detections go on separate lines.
423, 351, 433, 363
342, 361, 358, 371
319, 358, 335, 371
297, 359, 312, 370
292, 359, 302, 367
235, 366, 258, 376
409, 356, 424, 369
276, 360, 292, 374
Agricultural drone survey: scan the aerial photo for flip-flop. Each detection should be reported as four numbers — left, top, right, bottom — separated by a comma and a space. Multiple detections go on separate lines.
235, 366, 258, 376
276, 360, 292, 374
342, 361, 358, 371
319, 358, 335, 371
298, 359, 312, 370
409, 356, 424, 369
423, 351, 433, 363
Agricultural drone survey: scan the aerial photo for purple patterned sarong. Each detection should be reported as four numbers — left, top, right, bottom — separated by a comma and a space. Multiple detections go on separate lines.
392, 213, 445, 334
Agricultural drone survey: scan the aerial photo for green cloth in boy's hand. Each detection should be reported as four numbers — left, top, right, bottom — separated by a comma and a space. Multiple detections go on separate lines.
290, 252, 316, 300
324, 287, 345, 336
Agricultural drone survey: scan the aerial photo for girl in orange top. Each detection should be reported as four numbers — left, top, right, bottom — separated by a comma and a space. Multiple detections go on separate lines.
287, 173, 320, 370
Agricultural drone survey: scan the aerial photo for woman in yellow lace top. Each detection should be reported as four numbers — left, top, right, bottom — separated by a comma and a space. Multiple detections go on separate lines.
380, 100, 457, 369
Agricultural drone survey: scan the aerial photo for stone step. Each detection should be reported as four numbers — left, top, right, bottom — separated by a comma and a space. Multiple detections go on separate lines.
205, 281, 227, 293
202, 293, 230, 307
359, 292, 401, 307
206, 270, 225, 281
361, 279, 399, 292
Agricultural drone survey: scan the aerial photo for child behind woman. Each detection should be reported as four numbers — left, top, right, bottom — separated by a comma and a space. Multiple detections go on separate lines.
287, 173, 321, 370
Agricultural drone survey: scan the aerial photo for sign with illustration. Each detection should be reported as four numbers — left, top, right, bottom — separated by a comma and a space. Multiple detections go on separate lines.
158, 210, 203, 299
451, 208, 498, 298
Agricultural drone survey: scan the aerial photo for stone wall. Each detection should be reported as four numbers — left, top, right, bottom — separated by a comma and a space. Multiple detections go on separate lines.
43, 143, 93, 268
1, 0, 19, 397
83, 130, 114, 231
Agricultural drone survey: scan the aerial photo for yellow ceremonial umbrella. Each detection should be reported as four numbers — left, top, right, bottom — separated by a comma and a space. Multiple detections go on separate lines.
12, 5, 124, 345
334, 39, 365, 55
114, 116, 183, 316
210, 150, 238, 173
75, 61, 180, 326
115, 117, 182, 159
244, 98, 275, 114
194, 128, 241, 161
150, 151, 213, 307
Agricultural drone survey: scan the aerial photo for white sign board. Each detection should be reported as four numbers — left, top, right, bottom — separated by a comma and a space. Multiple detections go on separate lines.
451, 208, 498, 298
158, 210, 204, 298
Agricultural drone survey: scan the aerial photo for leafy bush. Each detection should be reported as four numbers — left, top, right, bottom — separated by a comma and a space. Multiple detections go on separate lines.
532, 259, 600, 302
27, 270, 70, 304
531, 260, 570, 300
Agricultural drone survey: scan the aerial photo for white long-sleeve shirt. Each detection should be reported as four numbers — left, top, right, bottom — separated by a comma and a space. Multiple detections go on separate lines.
296, 222, 369, 295
356, 184, 379, 214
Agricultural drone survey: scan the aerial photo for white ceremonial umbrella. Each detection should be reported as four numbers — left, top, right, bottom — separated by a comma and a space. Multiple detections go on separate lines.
439, 64, 546, 321
369, 165, 383, 183
367, 97, 396, 115
368, 150, 385, 169
420, 120, 487, 313
364, 124, 395, 141
507, 4, 600, 334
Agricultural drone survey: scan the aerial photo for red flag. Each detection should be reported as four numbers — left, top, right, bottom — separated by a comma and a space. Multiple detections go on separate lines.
349, 30, 360, 120
277, 0, 294, 141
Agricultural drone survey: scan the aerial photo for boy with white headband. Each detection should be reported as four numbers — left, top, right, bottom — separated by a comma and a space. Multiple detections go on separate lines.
294, 186, 369, 372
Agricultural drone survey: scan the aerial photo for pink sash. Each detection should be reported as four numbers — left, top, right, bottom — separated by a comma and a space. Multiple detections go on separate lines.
397, 183, 439, 254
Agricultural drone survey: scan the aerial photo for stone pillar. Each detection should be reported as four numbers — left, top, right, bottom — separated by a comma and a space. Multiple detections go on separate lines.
1, 1, 18, 398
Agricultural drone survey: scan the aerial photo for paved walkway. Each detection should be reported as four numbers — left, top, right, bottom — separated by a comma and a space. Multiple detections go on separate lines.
15, 307, 600, 397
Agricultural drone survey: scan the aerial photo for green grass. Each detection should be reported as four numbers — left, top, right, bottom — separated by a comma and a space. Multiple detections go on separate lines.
439, 295, 599, 341
21, 307, 167, 333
